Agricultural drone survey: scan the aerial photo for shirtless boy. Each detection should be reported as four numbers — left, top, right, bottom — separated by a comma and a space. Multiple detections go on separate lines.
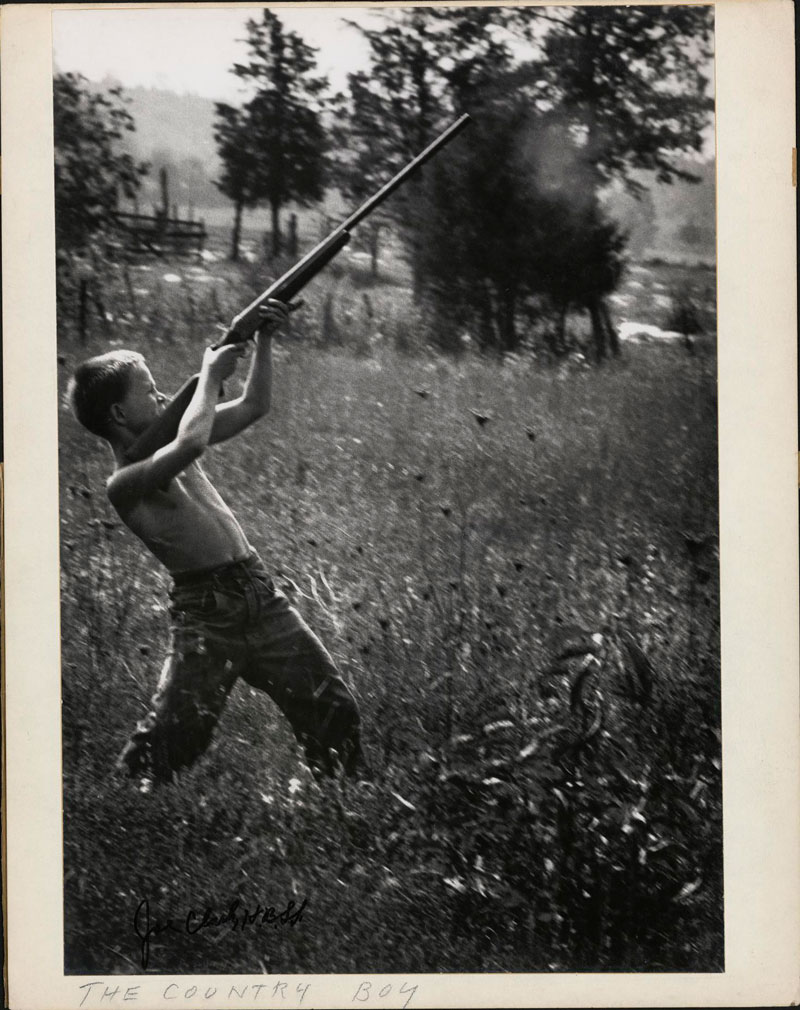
68, 302, 363, 786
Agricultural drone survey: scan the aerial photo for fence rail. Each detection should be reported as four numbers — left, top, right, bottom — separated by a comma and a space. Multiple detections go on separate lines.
111, 211, 207, 258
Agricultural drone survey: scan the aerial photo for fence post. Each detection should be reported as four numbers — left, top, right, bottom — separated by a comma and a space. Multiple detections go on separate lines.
123, 264, 138, 318
288, 212, 298, 256
322, 291, 338, 345
159, 166, 169, 216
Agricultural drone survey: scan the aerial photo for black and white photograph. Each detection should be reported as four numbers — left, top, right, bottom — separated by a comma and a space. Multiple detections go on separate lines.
4, 0, 798, 1005
48, 1, 727, 979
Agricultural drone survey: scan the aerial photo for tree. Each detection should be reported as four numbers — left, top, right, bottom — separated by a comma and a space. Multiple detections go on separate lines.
536, 198, 626, 357
53, 72, 148, 250
416, 93, 625, 355
338, 7, 712, 358
417, 96, 536, 352
213, 102, 261, 261
510, 5, 714, 357
344, 9, 627, 354
340, 11, 447, 296
535, 6, 714, 190
343, 8, 513, 296
329, 71, 403, 279
226, 10, 329, 257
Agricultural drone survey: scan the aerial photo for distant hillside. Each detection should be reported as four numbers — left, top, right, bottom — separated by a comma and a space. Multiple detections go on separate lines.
123, 84, 219, 164
91, 79, 227, 211
87, 78, 716, 262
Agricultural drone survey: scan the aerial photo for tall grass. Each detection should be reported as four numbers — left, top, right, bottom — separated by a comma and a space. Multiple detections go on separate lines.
58, 244, 721, 974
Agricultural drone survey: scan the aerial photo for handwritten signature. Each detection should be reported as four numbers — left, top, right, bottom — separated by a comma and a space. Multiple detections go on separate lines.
134, 895, 308, 969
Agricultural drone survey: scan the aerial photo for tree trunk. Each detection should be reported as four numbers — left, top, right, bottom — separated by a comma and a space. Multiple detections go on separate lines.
230, 200, 243, 262
479, 303, 495, 351
270, 200, 282, 259
322, 291, 338, 344
369, 225, 381, 279
159, 167, 169, 218
123, 263, 138, 317
588, 299, 606, 362
499, 291, 518, 353
580, 21, 623, 363
557, 301, 569, 354
599, 299, 620, 356
474, 282, 496, 351
288, 212, 298, 257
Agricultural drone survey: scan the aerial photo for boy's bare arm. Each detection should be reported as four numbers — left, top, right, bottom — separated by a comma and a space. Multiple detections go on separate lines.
209, 300, 289, 445
108, 345, 244, 508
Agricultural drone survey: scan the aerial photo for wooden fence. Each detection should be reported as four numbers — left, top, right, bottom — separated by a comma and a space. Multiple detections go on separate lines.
111, 211, 207, 258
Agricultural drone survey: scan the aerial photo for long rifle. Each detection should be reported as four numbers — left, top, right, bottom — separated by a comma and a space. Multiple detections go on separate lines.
126, 114, 471, 462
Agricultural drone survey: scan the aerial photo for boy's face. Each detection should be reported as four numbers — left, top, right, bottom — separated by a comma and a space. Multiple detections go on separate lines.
116, 362, 167, 434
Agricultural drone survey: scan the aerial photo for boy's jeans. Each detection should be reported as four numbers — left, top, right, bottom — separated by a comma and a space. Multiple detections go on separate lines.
117, 551, 363, 782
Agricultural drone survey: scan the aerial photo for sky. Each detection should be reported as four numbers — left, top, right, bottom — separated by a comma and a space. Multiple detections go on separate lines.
51, 4, 713, 156
52, 6, 379, 101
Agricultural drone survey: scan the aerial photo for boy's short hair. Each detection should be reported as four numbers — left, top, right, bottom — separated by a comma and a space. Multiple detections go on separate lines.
67, 350, 145, 439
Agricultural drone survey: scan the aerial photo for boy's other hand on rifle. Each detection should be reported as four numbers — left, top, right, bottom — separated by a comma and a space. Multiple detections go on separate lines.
202, 343, 247, 384
256, 298, 293, 339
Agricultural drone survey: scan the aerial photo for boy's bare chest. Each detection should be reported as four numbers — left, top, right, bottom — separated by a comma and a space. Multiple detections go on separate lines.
152, 466, 227, 514
123, 465, 233, 533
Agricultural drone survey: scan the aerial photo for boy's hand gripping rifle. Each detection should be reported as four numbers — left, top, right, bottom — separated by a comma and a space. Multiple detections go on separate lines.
126, 113, 471, 462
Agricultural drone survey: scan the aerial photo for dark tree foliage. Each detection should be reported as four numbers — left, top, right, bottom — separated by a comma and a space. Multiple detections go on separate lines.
416, 97, 534, 353
536, 200, 627, 358
53, 72, 148, 251
531, 5, 715, 193
343, 10, 446, 157
213, 102, 261, 261
427, 6, 515, 109
343, 9, 513, 297
339, 11, 448, 297
340, 7, 630, 356
342, 7, 712, 359
507, 5, 714, 357
416, 95, 625, 355
225, 10, 330, 257
329, 72, 404, 279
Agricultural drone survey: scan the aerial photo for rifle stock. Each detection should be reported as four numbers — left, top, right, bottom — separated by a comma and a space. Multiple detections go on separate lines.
223, 230, 351, 344
126, 113, 471, 463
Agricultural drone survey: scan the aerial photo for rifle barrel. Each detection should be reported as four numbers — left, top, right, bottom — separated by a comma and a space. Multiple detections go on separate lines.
340, 114, 471, 232
125, 114, 471, 463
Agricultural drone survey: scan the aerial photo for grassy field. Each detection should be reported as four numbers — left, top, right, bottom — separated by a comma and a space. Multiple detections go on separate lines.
57, 237, 721, 974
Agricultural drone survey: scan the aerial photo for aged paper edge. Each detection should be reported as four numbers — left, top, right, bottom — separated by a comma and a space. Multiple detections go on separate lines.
1, 462, 8, 1006
2, 1, 799, 1008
